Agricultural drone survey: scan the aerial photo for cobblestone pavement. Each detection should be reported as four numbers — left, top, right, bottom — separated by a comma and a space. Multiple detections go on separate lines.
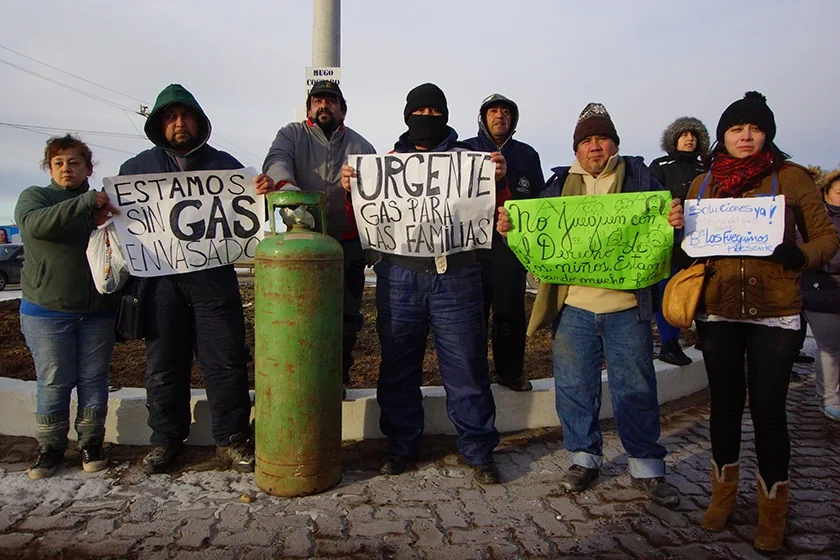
0, 345, 839, 559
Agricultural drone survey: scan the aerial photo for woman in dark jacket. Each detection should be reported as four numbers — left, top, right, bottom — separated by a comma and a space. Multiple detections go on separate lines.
650, 117, 709, 365
802, 170, 840, 421
14, 135, 119, 479
671, 92, 839, 552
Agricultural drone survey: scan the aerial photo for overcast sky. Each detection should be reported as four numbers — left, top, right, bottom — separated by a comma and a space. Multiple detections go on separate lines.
2, 0, 839, 223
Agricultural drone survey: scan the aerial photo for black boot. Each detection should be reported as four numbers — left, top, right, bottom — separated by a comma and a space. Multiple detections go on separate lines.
658, 341, 692, 366
497, 377, 533, 391
142, 443, 184, 474
380, 454, 409, 475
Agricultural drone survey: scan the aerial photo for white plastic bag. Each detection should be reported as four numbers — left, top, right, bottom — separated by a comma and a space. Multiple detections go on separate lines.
276, 185, 317, 229
87, 220, 130, 295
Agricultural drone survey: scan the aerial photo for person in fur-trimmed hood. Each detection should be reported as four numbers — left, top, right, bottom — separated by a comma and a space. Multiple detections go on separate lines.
650, 117, 709, 203
649, 117, 710, 366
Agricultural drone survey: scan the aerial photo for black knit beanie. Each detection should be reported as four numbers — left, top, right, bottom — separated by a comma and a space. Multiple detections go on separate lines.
716, 91, 776, 143
404, 83, 449, 124
573, 102, 620, 151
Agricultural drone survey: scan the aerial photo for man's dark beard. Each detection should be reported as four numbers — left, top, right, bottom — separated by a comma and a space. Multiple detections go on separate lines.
315, 109, 339, 136
170, 133, 198, 152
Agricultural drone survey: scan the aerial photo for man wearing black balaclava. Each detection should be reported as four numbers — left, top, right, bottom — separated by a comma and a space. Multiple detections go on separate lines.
340, 83, 507, 485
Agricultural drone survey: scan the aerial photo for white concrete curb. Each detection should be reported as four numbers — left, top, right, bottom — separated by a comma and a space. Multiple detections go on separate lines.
0, 348, 706, 446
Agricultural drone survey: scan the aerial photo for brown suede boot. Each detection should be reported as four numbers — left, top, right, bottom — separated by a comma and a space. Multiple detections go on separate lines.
701, 460, 739, 531
753, 476, 789, 552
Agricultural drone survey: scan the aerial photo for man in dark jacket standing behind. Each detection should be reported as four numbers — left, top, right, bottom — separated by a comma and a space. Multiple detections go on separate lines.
465, 94, 545, 391
261, 81, 375, 395
120, 84, 274, 474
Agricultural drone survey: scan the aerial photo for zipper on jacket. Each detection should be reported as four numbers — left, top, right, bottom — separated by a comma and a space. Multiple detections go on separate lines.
740, 259, 746, 316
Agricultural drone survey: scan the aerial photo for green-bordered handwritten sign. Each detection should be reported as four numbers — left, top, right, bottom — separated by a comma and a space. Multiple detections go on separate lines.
504, 192, 673, 289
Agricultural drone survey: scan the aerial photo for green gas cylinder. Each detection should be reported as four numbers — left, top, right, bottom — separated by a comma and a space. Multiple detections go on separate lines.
253, 191, 343, 497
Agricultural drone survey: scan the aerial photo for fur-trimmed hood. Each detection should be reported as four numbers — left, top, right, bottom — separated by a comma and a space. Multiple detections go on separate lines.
660, 116, 710, 155
822, 169, 840, 189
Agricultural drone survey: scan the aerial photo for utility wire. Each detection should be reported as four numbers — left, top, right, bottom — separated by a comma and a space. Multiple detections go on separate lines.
0, 122, 145, 139
0, 44, 149, 105
1, 52, 260, 165
0, 58, 135, 112
123, 110, 145, 137
212, 135, 263, 165
0, 123, 137, 155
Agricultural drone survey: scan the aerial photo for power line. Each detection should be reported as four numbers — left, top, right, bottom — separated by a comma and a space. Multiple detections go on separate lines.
0, 58, 135, 112
0, 44, 149, 105
212, 134, 263, 164
0, 122, 145, 139
0, 123, 137, 155
1, 55, 260, 165
123, 111, 145, 137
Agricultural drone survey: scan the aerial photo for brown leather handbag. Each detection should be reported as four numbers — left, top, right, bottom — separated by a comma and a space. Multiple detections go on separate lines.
662, 261, 707, 328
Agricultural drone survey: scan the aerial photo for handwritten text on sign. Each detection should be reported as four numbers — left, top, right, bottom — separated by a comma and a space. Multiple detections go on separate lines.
505, 192, 673, 289
349, 152, 496, 256
103, 168, 262, 277
682, 196, 785, 257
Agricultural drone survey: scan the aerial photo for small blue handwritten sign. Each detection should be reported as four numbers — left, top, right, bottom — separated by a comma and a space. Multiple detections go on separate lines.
682, 196, 785, 257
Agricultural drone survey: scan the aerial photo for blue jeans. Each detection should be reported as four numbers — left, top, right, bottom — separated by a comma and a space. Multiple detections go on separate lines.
20, 313, 115, 450
552, 305, 666, 478
374, 260, 499, 466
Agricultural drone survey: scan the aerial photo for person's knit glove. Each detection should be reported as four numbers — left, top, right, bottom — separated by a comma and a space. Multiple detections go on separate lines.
770, 242, 807, 270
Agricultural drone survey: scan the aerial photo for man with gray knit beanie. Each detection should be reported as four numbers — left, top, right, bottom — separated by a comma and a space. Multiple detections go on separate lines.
497, 102, 680, 507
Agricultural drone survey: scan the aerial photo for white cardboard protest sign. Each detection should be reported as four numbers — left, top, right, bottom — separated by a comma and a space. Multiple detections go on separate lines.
682, 195, 785, 257
103, 168, 263, 277
349, 152, 496, 257
305, 66, 341, 95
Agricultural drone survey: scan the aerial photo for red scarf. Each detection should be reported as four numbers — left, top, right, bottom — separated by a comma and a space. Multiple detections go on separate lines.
711, 151, 774, 198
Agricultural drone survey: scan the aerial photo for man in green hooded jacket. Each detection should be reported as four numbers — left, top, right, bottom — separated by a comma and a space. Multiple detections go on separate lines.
120, 84, 273, 474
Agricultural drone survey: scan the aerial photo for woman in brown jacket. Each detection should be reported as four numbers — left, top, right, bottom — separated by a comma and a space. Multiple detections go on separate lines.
678, 92, 839, 551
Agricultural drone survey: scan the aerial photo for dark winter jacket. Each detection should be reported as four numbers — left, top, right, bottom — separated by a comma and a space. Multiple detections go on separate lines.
803, 203, 840, 313
14, 179, 118, 313
542, 155, 662, 199
687, 163, 839, 319
464, 94, 545, 200
527, 156, 666, 335
118, 84, 243, 295
650, 117, 709, 202
120, 84, 242, 175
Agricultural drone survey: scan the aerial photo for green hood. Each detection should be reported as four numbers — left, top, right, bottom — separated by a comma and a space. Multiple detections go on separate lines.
144, 84, 212, 156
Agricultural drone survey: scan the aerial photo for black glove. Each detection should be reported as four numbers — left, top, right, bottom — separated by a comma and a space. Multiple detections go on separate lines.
770, 243, 806, 270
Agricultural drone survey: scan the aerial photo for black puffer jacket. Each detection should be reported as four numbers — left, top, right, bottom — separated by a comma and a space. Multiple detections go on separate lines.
803, 202, 840, 314
650, 116, 709, 202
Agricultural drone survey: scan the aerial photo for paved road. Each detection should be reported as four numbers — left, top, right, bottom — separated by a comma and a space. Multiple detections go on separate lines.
0, 341, 837, 559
